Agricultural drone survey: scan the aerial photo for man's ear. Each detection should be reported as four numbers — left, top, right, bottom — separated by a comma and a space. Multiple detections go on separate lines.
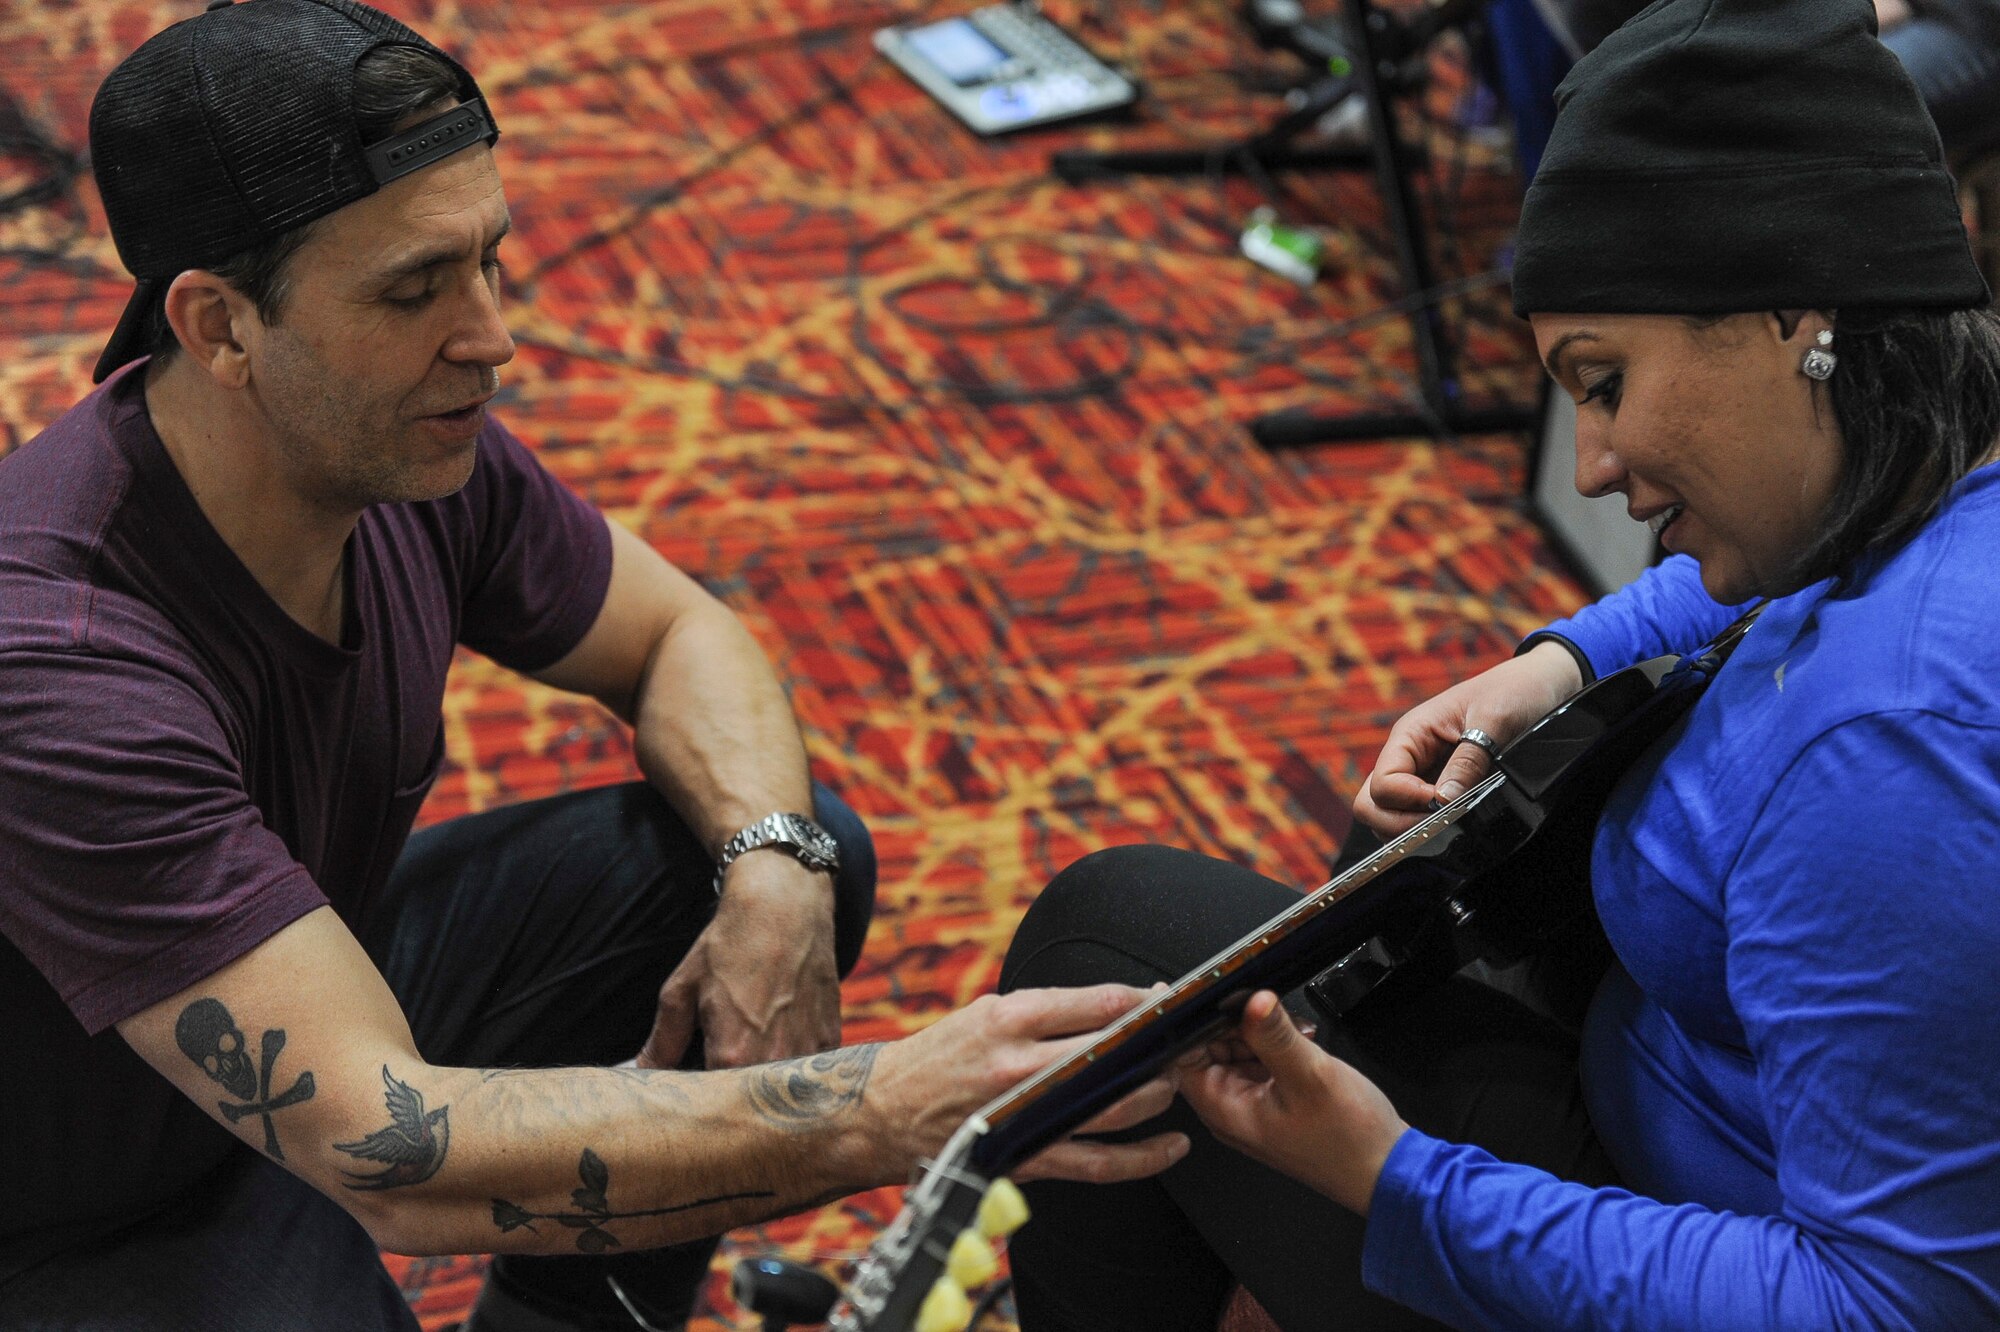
161, 270, 256, 387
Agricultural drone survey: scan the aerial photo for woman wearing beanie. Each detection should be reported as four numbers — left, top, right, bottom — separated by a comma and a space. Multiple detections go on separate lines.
994, 0, 2000, 1327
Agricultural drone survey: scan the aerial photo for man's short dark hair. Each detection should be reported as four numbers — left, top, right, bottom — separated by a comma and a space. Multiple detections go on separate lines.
142, 43, 467, 366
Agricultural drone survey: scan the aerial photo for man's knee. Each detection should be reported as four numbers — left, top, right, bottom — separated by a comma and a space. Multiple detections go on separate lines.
809, 781, 876, 978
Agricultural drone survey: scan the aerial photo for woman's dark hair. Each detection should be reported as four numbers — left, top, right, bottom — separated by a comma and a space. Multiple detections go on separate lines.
1790, 304, 2000, 588
142, 43, 465, 365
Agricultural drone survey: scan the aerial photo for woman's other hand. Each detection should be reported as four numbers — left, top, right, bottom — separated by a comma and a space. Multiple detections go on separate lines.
1177, 991, 1407, 1215
1353, 640, 1584, 837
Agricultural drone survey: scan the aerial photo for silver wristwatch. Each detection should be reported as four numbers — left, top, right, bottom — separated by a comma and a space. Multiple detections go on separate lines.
712, 811, 840, 896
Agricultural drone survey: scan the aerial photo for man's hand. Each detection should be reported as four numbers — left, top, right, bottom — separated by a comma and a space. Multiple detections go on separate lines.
1177, 990, 1405, 1215
637, 855, 841, 1070
534, 521, 850, 1071
1353, 640, 1584, 838
864, 984, 1190, 1186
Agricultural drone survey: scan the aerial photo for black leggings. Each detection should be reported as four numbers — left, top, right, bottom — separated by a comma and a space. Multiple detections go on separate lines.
998, 845, 1616, 1332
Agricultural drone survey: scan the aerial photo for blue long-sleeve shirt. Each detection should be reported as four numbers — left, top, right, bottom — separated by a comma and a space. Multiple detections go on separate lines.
1360, 468, 2000, 1329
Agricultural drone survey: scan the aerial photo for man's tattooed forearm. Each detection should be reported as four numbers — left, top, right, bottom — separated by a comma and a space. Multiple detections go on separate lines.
174, 997, 315, 1161
746, 1043, 880, 1129
491, 1148, 775, 1253
335, 1066, 450, 1190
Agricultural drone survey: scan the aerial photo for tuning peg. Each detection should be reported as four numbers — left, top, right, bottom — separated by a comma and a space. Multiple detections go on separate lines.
946, 1229, 999, 1288
976, 1177, 1029, 1238
915, 1274, 971, 1332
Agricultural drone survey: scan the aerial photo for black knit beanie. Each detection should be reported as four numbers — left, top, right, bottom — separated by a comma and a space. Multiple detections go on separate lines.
1512, 0, 1989, 316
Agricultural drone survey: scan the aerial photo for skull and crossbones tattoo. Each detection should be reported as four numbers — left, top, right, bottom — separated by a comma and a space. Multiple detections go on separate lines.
174, 997, 316, 1160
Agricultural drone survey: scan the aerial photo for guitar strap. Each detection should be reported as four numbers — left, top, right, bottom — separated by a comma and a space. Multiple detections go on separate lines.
1683, 600, 1767, 676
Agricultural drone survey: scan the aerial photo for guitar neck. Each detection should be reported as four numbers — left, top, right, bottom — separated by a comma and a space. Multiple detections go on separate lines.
967, 638, 1719, 1175
966, 774, 1504, 1174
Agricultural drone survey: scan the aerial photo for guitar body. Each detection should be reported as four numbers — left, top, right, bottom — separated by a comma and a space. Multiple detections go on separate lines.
827, 613, 1758, 1332
1306, 649, 1695, 1029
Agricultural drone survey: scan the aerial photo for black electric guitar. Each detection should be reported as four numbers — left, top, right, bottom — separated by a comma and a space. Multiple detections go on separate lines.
825, 610, 1761, 1332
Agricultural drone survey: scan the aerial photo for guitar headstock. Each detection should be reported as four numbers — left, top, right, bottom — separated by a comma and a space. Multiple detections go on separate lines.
828, 1121, 1030, 1332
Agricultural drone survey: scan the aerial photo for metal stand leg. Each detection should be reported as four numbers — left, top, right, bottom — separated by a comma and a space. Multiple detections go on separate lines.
1248, 0, 1534, 446
1046, 0, 1536, 446
1051, 67, 1378, 183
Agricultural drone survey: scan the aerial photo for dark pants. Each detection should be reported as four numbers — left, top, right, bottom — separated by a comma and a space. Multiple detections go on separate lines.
998, 845, 1615, 1332
0, 781, 875, 1332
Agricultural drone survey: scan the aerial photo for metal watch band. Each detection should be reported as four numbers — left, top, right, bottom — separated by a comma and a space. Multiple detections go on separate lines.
711, 811, 839, 896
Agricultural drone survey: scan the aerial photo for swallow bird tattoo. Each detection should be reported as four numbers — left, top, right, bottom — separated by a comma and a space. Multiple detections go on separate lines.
335, 1066, 450, 1191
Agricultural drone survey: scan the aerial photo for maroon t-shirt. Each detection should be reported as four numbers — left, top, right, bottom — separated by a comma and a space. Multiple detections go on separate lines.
0, 364, 612, 1279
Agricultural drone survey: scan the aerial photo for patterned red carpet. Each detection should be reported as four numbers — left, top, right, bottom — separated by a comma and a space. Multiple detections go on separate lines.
0, 0, 1587, 1326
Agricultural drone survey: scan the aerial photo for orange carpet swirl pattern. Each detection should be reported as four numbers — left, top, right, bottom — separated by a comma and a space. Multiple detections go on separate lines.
0, 0, 1587, 1325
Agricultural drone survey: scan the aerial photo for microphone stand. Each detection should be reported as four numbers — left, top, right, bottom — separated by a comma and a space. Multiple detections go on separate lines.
1051, 0, 1536, 447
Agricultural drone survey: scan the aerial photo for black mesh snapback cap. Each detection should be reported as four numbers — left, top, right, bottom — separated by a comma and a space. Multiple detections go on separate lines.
88, 0, 500, 382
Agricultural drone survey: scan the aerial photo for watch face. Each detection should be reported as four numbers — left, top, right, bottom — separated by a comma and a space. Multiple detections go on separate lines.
775, 813, 837, 866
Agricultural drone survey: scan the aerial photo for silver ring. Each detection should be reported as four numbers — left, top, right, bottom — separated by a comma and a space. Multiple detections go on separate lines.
1457, 728, 1501, 759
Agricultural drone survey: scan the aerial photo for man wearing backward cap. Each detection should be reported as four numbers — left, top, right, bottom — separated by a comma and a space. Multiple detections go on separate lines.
0, 3, 1189, 1328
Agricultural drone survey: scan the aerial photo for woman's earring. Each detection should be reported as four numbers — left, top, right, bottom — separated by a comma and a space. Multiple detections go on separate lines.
1801, 329, 1837, 381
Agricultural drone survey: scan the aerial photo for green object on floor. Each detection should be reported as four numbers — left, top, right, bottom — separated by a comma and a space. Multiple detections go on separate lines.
1240, 206, 1326, 285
